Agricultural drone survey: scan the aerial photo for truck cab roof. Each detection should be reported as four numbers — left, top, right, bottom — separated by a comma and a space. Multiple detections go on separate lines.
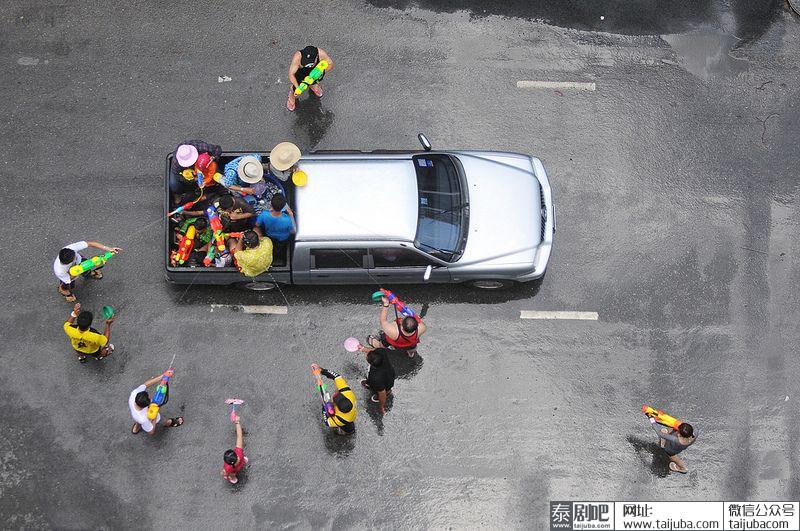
294, 157, 418, 242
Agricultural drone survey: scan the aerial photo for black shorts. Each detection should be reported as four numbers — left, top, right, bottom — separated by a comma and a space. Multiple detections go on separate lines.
339, 422, 355, 434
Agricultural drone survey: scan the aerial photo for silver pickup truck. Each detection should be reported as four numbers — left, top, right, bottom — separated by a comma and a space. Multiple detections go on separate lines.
164, 135, 555, 290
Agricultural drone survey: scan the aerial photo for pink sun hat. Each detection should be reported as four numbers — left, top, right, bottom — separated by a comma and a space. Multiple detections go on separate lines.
175, 144, 199, 168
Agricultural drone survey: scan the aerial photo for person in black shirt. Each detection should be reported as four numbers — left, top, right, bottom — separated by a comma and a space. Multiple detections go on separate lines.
286, 45, 334, 111
359, 346, 395, 414
215, 195, 256, 233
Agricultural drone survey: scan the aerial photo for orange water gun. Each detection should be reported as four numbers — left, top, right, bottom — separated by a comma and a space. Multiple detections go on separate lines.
175, 225, 196, 264
205, 205, 226, 252
642, 404, 682, 430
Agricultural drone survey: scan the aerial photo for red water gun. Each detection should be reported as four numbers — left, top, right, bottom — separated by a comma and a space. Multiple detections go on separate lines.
205, 205, 226, 252
168, 195, 202, 217
175, 225, 196, 264
373, 288, 417, 318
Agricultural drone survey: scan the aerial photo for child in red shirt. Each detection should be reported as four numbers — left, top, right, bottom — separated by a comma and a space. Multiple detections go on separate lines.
221, 417, 248, 484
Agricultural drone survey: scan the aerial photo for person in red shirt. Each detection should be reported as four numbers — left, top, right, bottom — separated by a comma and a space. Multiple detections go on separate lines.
220, 416, 248, 484
367, 295, 427, 357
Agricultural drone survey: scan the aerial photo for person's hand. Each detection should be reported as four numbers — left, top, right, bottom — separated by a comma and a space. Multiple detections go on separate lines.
73, 302, 81, 313
649, 417, 657, 424
105, 316, 115, 324
110, 247, 122, 253
240, 187, 255, 195
381, 296, 389, 306
234, 418, 240, 425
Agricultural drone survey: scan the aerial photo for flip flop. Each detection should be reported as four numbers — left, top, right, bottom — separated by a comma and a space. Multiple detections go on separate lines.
131, 423, 141, 434
167, 417, 184, 428
89, 270, 103, 279
286, 92, 296, 112
310, 83, 323, 98
669, 462, 687, 474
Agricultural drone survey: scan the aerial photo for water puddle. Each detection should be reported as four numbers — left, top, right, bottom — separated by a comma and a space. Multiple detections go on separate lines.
661, 29, 747, 80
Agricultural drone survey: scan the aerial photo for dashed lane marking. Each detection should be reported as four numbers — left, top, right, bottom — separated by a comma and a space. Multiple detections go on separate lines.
520, 311, 599, 320
210, 304, 288, 315
516, 80, 597, 91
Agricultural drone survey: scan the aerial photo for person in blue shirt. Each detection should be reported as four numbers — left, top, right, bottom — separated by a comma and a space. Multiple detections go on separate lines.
256, 194, 296, 241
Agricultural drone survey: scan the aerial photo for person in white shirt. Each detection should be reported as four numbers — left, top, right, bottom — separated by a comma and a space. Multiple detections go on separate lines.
129, 376, 185, 435
54, 241, 121, 302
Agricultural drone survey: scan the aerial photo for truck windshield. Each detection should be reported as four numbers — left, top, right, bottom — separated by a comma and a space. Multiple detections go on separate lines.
413, 154, 467, 262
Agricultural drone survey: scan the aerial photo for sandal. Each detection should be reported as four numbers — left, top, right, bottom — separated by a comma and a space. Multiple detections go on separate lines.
89, 270, 103, 279
59, 287, 77, 302
131, 423, 141, 434
407, 349, 417, 358
366, 335, 381, 348
310, 83, 323, 98
286, 91, 296, 112
669, 462, 687, 474
360, 379, 371, 389
166, 417, 184, 428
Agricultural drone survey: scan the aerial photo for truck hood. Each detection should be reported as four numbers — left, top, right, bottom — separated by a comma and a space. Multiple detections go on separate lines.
454, 154, 542, 267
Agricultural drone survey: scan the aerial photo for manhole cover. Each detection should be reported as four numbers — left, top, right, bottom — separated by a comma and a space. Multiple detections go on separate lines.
790, 0, 800, 15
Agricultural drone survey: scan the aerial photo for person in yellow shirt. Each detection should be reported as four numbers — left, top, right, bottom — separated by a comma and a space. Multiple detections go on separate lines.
233, 230, 273, 277
63, 303, 115, 363
318, 367, 356, 435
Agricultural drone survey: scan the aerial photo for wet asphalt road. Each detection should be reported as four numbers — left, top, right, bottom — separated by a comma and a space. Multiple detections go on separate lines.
1, 0, 799, 529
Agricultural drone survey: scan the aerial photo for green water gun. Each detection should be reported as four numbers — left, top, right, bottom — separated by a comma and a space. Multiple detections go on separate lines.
69, 251, 114, 277
294, 60, 329, 95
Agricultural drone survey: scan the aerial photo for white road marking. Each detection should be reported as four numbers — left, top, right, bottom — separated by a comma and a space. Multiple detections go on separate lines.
520, 311, 599, 320
210, 304, 287, 314
516, 80, 596, 91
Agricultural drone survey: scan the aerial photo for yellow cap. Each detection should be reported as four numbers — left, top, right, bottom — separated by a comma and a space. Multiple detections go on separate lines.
292, 170, 308, 187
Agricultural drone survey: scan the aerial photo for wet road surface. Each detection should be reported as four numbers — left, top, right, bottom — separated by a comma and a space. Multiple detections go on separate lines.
1, 0, 799, 528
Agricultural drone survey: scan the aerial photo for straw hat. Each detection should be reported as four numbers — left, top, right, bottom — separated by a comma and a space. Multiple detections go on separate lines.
237, 156, 264, 184
176, 144, 198, 168
269, 142, 301, 171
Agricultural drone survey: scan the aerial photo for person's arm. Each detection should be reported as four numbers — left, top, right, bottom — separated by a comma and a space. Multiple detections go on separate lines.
379, 298, 399, 339
228, 185, 255, 195
143, 375, 162, 388
650, 418, 679, 442
288, 52, 302, 88
234, 419, 243, 448
228, 212, 255, 221
182, 209, 205, 217
317, 48, 333, 71
67, 303, 80, 325
417, 317, 427, 335
103, 316, 114, 342
377, 389, 388, 414
283, 207, 297, 235
86, 241, 122, 253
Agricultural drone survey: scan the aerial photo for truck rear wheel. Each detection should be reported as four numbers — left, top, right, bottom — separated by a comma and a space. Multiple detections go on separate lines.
236, 281, 276, 291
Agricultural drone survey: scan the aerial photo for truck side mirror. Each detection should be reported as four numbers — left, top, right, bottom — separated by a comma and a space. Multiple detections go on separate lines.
417, 133, 432, 151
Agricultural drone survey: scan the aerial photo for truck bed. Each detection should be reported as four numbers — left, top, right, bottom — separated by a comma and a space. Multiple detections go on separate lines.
164, 151, 294, 285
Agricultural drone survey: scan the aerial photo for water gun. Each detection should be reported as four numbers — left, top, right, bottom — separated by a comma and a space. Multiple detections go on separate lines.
69, 251, 114, 277
311, 363, 335, 419
147, 368, 174, 420
205, 205, 226, 252
169, 195, 204, 217
642, 405, 682, 430
175, 225, 196, 265
203, 246, 216, 266
372, 288, 416, 318
294, 60, 329, 95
